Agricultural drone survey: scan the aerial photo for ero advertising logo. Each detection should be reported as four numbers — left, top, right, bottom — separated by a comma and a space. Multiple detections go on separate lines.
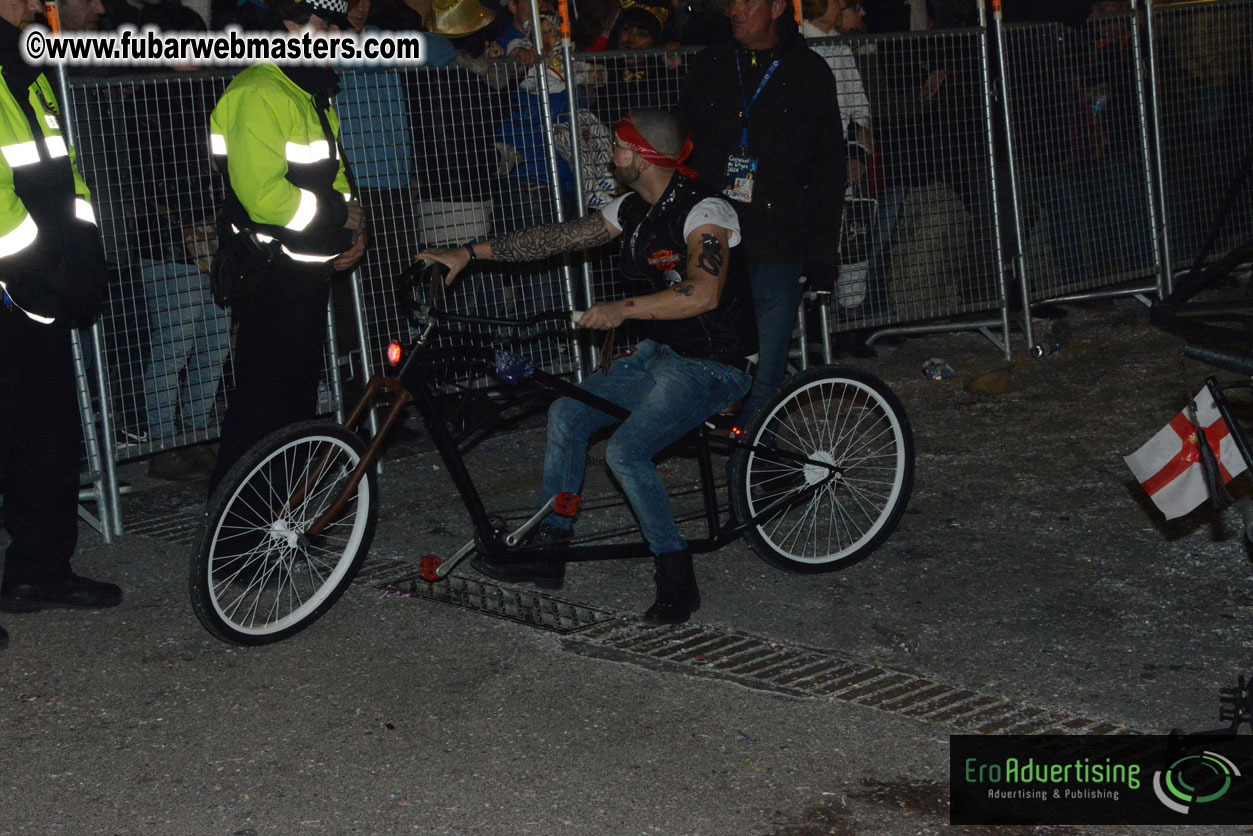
1153, 750, 1241, 814
951, 735, 1253, 825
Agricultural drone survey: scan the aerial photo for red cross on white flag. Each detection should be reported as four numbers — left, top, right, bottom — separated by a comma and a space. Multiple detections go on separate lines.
1125, 387, 1248, 520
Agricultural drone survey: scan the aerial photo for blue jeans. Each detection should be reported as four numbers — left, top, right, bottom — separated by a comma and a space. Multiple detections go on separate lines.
865, 186, 910, 315
539, 340, 751, 555
140, 259, 231, 441
741, 263, 805, 421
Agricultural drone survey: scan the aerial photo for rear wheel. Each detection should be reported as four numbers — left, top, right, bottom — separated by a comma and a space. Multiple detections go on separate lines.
729, 366, 914, 572
190, 421, 378, 645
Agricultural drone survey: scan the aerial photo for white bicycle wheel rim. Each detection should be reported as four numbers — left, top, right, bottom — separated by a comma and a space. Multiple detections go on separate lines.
744, 375, 907, 564
206, 434, 369, 636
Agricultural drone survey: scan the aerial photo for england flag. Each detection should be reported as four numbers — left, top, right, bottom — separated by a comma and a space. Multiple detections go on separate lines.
1125, 387, 1248, 520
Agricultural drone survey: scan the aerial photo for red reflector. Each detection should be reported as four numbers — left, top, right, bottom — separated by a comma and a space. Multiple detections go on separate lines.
554, 492, 581, 517
418, 554, 442, 582
731, 426, 742, 437
387, 340, 403, 367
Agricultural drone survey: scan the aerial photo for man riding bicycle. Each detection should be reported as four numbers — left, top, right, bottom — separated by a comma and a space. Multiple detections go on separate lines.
420, 108, 754, 625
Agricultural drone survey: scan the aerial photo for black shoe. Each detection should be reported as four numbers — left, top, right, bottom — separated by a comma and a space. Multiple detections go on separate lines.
470, 523, 570, 589
1, 574, 124, 613
0, 623, 7, 650
642, 550, 701, 625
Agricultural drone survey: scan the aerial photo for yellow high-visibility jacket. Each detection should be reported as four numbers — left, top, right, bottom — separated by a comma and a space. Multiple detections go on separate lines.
210, 63, 353, 264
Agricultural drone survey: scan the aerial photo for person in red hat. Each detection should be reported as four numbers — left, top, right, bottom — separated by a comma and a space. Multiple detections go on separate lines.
420, 109, 754, 625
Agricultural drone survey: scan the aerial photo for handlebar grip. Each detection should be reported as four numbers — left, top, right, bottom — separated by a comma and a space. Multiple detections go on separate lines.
571, 310, 586, 324
1180, 345, 1253, 377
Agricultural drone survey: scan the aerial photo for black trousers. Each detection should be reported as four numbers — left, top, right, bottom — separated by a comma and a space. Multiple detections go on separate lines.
209, 261, 332, 495
0, 307, 80, 584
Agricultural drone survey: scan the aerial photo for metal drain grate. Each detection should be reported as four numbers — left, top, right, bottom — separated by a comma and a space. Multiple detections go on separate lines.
566, 620, 1136, 736
383, 573, 614, 635
123, 497, 1136, 734
124, 510, 200, 546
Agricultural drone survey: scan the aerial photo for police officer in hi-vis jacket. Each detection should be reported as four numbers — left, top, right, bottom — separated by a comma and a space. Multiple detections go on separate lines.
207, 0, 367, 494
0, 0, 120, 644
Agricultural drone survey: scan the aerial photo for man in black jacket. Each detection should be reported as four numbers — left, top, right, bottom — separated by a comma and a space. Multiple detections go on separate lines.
680, 0, 844, 421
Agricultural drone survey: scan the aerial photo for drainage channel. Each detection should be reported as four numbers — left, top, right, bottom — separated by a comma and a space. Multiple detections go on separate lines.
124, 503, 1135, 736
378, 570, 1136, 737
383, 571, 613, 635
564, 619, 1136, 736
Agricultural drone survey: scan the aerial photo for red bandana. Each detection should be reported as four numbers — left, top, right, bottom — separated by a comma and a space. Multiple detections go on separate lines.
615, 115, 698, 179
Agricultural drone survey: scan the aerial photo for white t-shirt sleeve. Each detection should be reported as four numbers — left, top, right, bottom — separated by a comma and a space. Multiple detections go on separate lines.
683, 197, 741, 247
600, 193, 630, 233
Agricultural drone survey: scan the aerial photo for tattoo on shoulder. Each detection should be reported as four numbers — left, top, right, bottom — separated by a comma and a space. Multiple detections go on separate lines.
489, 214, 611, 261
696, 234, 724, 277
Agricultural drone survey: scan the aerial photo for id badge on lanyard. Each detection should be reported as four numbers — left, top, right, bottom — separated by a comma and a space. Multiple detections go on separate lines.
723, 55, 779, 205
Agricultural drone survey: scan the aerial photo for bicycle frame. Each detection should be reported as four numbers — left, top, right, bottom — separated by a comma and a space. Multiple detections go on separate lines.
305, 326, 841, 570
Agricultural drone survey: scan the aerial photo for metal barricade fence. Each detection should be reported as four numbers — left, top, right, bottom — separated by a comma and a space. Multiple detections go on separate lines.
995, 4, 1163, 321
1145, 0, 1253, 290
819, 27, 1007, 340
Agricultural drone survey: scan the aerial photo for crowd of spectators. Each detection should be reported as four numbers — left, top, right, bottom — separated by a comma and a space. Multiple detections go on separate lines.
47, 0, 1253, 477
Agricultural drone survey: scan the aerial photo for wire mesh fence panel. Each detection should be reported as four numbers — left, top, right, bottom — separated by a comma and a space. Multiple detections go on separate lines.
68, 72, 343, 466
1148, 0, 1253, 280
1000, 13, 1158, 304
343, 62, 579, 383
828, 28, 1003, 329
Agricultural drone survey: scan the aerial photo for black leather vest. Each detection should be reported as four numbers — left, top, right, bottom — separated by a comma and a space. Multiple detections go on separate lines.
615, 175, 755, 366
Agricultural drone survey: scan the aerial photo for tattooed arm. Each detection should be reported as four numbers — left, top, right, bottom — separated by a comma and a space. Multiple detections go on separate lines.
417, 213, 617, 285
487, 213, 615, 261
576, 224, 731, 331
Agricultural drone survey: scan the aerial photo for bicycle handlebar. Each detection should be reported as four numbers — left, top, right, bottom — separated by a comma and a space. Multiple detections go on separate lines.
1180, 344, 1253, 377
404, 258, 589, 330
433, 308, 579, 328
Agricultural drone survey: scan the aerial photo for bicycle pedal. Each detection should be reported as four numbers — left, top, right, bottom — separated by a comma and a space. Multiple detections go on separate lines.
418, 554, 443, 583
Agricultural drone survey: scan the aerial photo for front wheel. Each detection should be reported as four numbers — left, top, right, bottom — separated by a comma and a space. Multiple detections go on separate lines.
190, 421, 379, 645
729, 366, 914, 572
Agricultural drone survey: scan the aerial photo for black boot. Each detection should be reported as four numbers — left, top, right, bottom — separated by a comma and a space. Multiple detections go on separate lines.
0, 622, 7, 650
642, 551, 701, 625
471, 522, 570, 589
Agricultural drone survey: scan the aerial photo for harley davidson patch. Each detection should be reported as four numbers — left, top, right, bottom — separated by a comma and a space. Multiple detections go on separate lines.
647, 249, 681, 271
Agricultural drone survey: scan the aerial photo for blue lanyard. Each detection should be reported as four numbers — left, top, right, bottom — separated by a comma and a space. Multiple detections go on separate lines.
735, 54, 780, 147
